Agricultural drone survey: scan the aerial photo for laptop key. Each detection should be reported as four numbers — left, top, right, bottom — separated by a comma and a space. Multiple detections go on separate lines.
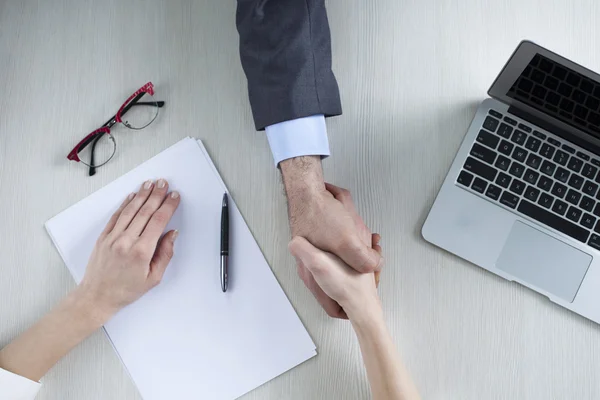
489, 110, 503, 118
525, 136, 542, 152
548, 138, 562, 147
471, 178, 487, 193
524, 186, 540, 202
495, 155, 511, 171
518, 123, 532, 133
554, 167, 570, 183
504, 117, 517, 126
594, 203, 600, 218
476, 130, 500, 149
581, 213, 596, 230
463, 157, 497, 181
511, 130, 527, 146
511, 147, 528, 163
540, 143, 556, 159
519, 200, 589, 243
552, 200, 568, 216
509, 162, 525, 179
588, 234, 600, 250
470, 143, 496, 164
562, 144, 575, 154
498, 140, 514, 156
553, 150, 569, 166
496, 123, 513, 139
537, 175, 553, 192
565, 189, 582, 205
582, 163, 598, 179
580, 196, 595, 212
538, 192, 554, 208
509, 179, 526, 196
566, 206, 582, 223
583, 181, 599, 197
567, 174, 584, 190
551, 182, 567, 198
483, 116, 500, 132
540, 160, 556, 176
533, 130, 546, 140
567, 157, 584, 173
496, 172, 512, 189
523, 169, 539, 185
526, 154, 542, 169
577, 151, 590, 161
485, 184, 502, 201
499, 192, 519, 209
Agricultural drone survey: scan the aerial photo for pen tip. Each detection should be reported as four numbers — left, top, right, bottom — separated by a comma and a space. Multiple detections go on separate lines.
222, 193, 228, 207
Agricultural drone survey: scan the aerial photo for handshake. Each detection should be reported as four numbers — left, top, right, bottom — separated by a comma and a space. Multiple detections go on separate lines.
281, 156, 384, 321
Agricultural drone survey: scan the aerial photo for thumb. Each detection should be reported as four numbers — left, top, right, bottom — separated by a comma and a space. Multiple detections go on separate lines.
289, 237, 326, 277
339, 235, 382, 274
149, 230, 178, 283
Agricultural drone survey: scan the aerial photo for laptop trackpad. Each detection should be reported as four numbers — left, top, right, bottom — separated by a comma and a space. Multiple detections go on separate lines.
496, 221, 592, 302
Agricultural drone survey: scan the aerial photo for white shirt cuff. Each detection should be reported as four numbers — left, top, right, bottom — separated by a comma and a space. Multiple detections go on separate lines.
265, 115, 330, 166
0, 368, 41, 400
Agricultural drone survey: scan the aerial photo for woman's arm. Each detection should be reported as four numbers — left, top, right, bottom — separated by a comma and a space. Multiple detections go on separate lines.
289, 236, 420, 400
0, 179, 180, 383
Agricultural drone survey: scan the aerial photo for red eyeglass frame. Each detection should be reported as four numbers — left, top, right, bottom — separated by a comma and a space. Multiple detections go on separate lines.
67, 82, 157, 163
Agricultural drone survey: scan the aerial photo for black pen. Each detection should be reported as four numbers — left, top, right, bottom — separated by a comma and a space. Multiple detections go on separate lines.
220, 193, 229, 292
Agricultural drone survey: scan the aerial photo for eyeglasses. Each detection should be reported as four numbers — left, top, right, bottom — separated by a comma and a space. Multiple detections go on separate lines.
67, 82, 165, 176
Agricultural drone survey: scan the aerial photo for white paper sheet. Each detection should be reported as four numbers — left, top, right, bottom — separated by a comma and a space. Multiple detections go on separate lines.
45, 138, 316, 400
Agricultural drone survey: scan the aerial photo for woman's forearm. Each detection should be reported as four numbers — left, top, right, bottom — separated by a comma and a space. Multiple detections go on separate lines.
349, 300, 420, 400
0, 287, 109, 382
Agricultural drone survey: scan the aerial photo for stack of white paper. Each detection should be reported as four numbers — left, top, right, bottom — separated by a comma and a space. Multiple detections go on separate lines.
45, 138, 316, 400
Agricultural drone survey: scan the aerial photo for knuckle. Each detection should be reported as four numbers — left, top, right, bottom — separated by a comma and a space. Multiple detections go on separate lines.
112, 237, 132, 254
138, 205, 155, 218
151, 210, 169, 224
339, 188, 352, 201
133, 242, 152, 259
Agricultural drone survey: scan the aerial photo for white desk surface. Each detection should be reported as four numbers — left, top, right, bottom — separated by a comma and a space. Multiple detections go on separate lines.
2, 0, 600, 399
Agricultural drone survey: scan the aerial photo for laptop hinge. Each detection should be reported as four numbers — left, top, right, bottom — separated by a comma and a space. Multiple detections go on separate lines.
508, 105, 600, 157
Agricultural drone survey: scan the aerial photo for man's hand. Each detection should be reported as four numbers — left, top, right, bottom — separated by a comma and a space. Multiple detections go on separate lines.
281, 156, 382, 318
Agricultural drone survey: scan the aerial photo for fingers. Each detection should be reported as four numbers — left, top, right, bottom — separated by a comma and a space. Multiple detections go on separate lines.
297, 259, 348, 319
101, 192, 136, 236
372, 233, 382, 287
140, 191, 181, 244
126, 179, 171, 237
112, 180, 156, 234
336, 233, 382, 273
149, 230, 179, 284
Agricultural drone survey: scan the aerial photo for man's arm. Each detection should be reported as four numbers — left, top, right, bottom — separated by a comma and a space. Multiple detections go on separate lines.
236, 0, 382, 318
236, 0, 342, 131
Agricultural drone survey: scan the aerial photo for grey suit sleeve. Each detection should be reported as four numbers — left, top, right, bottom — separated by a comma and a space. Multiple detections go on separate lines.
236, 0, 342, 131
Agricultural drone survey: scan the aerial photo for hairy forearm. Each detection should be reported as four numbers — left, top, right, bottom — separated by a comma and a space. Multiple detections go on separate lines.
0, 287, 109, 382
349, 302, 420, 400
280, 156, 325, 193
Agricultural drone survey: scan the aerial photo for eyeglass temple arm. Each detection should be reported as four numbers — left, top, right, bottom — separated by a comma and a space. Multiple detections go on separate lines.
88, 96, 165, 176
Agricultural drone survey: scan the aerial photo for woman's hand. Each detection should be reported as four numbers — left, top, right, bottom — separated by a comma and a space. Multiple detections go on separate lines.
288, 233, 382, 320
79, 179, 181, 319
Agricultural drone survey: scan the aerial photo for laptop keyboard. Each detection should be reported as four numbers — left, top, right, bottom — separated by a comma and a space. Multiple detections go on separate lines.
457, 109, 600, 250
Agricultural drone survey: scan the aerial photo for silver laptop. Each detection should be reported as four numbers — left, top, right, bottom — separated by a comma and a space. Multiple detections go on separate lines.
423, 41, 600, 324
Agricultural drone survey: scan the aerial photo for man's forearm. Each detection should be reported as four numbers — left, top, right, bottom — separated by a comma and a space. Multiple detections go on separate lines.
0, 287, 108, 382
350, 302, 420, 400
280, 156, 325, 194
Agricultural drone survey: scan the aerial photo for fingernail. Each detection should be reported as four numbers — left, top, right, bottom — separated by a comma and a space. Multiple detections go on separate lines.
378, 257, 385, 269
170, 191, 179, 199
144, 180, 153, 189
172, 230, 179, 243
127, 192, 135, 200
157, 179, 166, 189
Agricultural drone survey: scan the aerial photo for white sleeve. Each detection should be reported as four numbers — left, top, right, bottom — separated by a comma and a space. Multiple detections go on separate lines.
265, 115, 330, 166
0, 368, 41, 400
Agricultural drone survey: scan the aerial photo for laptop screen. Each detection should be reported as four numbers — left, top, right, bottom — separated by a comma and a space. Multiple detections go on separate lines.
506, 54, 600, 139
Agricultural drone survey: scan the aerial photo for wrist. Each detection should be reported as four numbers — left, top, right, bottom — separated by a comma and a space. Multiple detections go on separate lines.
345, 293, 384, 329
69, 285, 116, 328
